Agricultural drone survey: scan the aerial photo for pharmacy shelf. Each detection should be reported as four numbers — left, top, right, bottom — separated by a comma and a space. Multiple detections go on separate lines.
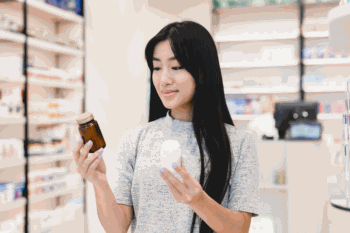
28, 37, 83, 57
214, 31, 299, 43
30, 183, 83, 204
29, 172, 77, 190
0, 116, 26, 125
215, 30, 329, 43
0, 29, 25, 43
303, 31, 329, 39
29, 116, 77, 125
224, 86, 298, 95
0, 75, 25, 84
0, 198, 26, 212
16, 0, 83, 25
303, 58, 350, 66
317, 113, 342, 120
0, 158, 26, 170
29, 77, 83, 89
231, 113, 342, 121
220, 60, 299, 69
304, 85, 347, 93
29, 152, 73, 164
215, 1, 340, 15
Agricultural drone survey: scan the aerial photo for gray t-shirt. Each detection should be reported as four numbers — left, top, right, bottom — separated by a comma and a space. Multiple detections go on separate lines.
110, 110, 261, 233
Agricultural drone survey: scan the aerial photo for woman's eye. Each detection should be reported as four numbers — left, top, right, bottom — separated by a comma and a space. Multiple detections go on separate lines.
173, 67, 183, 70
153, 67, 161, 71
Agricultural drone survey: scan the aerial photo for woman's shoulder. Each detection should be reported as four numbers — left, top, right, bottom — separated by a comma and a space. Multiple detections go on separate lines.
224, 123, 257, 145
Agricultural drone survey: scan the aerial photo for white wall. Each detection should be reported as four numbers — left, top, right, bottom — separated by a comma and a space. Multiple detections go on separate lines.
84, 0, 210, 232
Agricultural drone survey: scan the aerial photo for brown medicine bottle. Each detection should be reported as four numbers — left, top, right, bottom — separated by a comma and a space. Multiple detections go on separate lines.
76, 112, 106, 153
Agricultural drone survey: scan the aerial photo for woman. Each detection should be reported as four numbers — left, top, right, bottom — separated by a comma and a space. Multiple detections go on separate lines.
73, 20, 261, 233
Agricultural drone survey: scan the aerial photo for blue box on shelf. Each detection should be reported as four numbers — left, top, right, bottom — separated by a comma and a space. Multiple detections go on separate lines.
14, 181, 25, 200
67, 0, 83, 15
74, 0, 83, 15
58, 0, 69, 10
46, 0, 59, 7
235, 98, 246, 115
317, 48, 326, 59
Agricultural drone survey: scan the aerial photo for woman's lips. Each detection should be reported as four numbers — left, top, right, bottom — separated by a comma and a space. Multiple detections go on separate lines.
163, 91, 178, 97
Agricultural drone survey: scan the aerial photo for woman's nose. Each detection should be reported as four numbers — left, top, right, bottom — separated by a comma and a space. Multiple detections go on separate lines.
160, 68, 172, 84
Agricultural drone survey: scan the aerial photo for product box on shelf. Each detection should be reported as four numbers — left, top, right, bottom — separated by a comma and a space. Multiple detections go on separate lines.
58, 0, 69, 10
28, 140, 67, 156
66, 0, 83, 15
46, 0, 59, 7
226, 97, 259, 115
0, 176, 25, 204
0, 139, 24, 161
0, 87, 24, 118
0, 14, 24, 33
29, 168, 69, 185
14, 180, 25, 200
28, 67, 65, 81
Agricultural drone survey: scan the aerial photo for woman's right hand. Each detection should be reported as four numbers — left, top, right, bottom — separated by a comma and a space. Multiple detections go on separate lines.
73, 139, 107, 187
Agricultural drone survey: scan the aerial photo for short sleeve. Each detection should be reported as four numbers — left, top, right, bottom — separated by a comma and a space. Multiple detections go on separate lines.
227, 130, 261, 217
108, 128, 139, 206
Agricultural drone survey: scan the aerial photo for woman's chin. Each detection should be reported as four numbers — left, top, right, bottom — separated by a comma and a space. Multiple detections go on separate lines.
162, 102, 179, 110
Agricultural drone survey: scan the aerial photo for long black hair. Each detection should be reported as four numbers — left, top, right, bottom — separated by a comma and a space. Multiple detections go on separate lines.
145, 20, 235, 233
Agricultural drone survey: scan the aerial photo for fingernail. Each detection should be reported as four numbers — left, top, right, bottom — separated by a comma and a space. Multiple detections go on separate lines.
159, 168, 164, 174
87, 140, 92, 146
79, 138, 83, 143
172, 162, 177, 168
98, 155, 102, 159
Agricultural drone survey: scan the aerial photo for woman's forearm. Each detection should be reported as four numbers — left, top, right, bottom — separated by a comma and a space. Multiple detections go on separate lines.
93, 179, 128, 233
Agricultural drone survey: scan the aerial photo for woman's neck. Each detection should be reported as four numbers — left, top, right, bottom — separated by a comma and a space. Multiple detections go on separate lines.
170, 108, 192, 122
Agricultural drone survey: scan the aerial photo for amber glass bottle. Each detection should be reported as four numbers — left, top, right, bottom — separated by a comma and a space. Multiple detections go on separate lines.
76, 112, 106, 153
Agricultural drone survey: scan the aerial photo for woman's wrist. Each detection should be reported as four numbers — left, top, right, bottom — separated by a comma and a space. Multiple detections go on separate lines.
93, 173, 109, 190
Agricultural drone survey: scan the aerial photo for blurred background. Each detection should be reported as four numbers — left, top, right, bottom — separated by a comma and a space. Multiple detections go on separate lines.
0, 0, 350, 232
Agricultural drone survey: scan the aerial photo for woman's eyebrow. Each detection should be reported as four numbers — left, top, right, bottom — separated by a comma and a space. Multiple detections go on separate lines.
153, 57, 176, 61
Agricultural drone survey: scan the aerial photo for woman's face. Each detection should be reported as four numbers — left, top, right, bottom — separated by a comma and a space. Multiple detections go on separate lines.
152, 40, 195, 116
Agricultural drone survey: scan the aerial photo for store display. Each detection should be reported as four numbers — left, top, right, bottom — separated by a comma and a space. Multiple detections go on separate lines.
0, 14, 23, 33
303, 45, 348, 59
77, 112, 106, 153
226, 97, 266, 115
224, 76, 299, 91
221, 46, 296, 65
303, 74, 349, 90
27, 23, 82, 49
0, 86, 24, 118
0, 56, 23, 79
0, 213, 24, 233
0, 176, 25, 204
28, 167, 69, 184
0, 139, 24, 161
0, 0, 85, 231
46, 0, 59, 7
29, 198, 82, 232
213, 0, 298, 9
28, 66, 82, 82
29, 99, 81, 119
28, 125, 69, 156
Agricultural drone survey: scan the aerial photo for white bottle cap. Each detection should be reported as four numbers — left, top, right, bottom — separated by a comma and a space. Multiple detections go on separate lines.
160, 140, 182, 174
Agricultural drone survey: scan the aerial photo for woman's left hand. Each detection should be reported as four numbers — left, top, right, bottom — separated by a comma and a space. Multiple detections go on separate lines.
159, 157, 205, 206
